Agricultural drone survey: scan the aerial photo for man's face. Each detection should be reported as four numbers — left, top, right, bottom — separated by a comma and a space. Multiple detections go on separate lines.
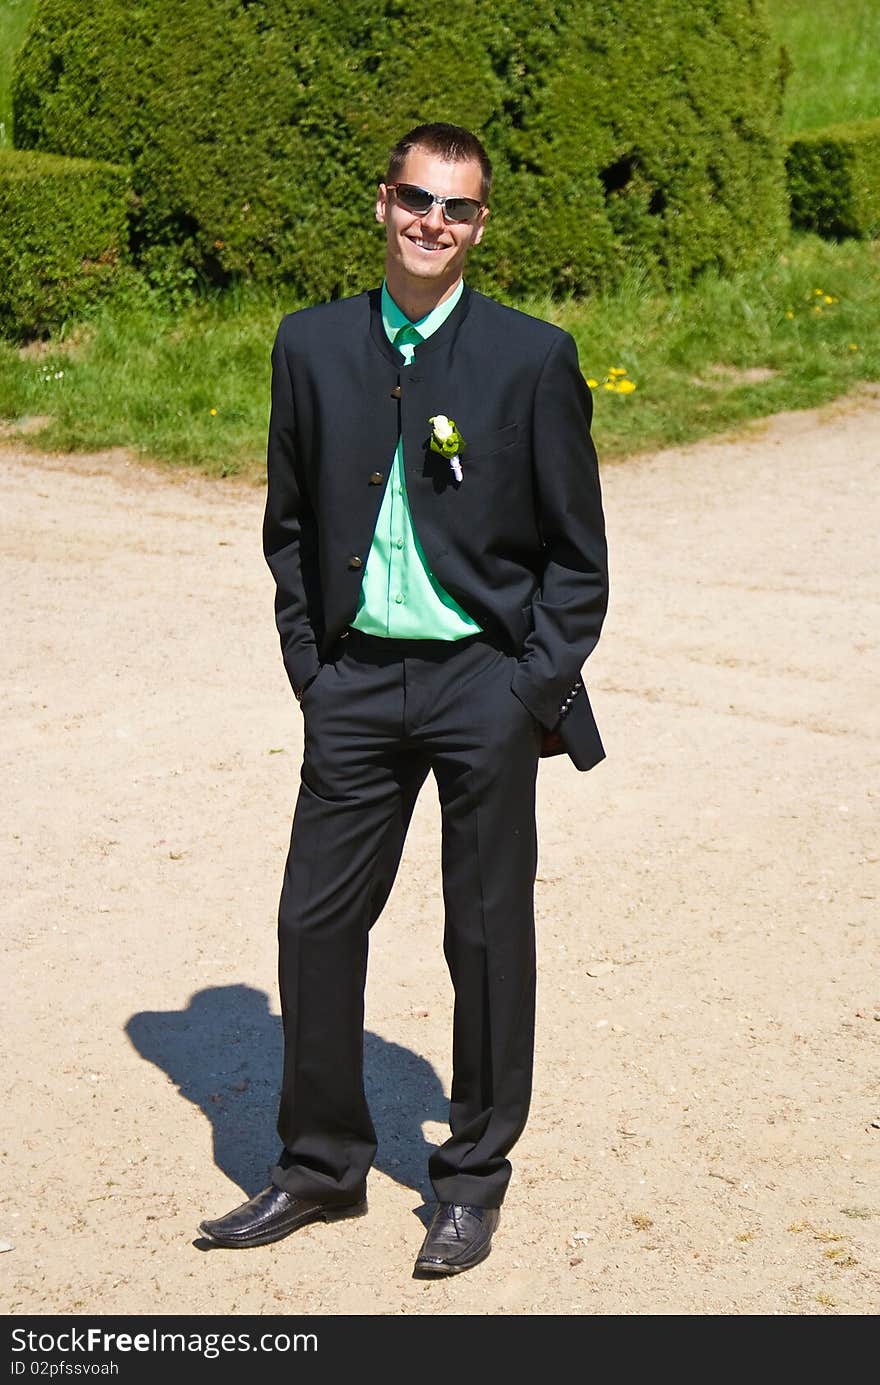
376, 146, 488, 289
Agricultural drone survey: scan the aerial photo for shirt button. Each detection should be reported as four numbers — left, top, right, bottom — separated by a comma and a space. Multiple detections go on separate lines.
369, 471, 384, 485
398, 486, 404, 496
348, 555, 363, 570
395, 594, 404, 604
395, 538, 404, 549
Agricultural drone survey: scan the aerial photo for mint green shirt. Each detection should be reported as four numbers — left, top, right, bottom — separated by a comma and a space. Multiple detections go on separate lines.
351, 281, 481, 640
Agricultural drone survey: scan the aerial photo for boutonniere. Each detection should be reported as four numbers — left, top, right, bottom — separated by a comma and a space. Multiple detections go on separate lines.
429, 414, 465, 483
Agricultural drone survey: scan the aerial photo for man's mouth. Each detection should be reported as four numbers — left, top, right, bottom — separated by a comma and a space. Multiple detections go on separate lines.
408, 236, 447, 253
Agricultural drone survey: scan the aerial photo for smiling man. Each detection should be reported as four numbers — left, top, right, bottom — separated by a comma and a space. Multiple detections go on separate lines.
380, 141, 487, 313
199, 123, 609, 1277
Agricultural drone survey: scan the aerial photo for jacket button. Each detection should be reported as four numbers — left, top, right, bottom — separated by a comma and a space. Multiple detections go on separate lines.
390, 385, 402, 399
369, 471, 384, 485
348, 556, 363, 570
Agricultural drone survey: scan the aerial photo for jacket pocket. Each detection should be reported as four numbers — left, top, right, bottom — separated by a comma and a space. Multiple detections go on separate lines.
463, 422, 519, 459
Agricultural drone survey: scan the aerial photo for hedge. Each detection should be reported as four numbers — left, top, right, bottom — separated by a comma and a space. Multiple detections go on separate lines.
787, 117, 880, 240
0, 148, 130, 338
12, 0, 788, 301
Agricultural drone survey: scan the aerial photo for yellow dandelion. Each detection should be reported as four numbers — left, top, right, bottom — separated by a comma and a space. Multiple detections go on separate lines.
616, 379, 637, 394
784, 310, 795, 319
608, 367, 628, 376
603, 382, 616, 390
586, 378, 599, 388
848, 343, 859, 351
813, 305, 823, 314
210, 408, 218, 416
813, 288, 824, 295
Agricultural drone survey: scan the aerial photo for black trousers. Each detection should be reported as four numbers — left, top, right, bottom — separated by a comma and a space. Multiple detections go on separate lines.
270, 628, 541, 1209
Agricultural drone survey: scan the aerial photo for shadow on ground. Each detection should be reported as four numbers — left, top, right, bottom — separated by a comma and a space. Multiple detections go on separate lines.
125, 985, 447, 1203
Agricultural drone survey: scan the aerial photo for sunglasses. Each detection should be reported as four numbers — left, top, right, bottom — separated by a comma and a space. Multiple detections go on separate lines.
386, 182, 483, 225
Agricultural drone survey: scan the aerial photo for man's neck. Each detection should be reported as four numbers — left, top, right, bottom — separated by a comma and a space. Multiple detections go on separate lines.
383, 269, 463, 325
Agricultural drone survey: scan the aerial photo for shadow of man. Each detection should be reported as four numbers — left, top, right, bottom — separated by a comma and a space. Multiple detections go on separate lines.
125, 985, 448, 1204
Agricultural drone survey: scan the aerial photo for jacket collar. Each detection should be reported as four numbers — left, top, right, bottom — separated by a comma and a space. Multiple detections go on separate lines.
368, 283, 472, 368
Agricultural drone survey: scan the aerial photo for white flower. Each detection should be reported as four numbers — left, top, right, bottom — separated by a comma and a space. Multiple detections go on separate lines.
428, 412, 465, 483
430, 413, 454, 442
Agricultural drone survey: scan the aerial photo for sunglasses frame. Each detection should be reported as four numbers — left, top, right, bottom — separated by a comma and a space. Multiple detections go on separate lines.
386, 182, 484, 225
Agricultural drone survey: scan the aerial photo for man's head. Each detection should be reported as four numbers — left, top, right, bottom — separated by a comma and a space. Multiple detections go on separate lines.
376, 123, 492, 299
385, 123, 493, 204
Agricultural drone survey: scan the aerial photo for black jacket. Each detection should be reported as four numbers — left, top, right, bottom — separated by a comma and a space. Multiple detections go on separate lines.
263, 283, 609, 770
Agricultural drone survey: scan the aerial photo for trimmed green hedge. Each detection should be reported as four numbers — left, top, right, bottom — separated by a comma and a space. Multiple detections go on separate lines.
13, 0, 788, 300
0, 148, 130, 338
787, 117, 880, 239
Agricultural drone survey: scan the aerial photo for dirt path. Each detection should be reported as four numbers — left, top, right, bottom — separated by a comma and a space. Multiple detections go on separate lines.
2, 387, 878, 1316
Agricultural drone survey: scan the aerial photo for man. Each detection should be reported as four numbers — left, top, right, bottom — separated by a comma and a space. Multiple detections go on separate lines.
199, 123, 608, 1276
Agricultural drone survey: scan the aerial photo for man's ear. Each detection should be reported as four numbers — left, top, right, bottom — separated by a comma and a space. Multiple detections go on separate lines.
375, 182, 388, 225
472, 207, 489, 245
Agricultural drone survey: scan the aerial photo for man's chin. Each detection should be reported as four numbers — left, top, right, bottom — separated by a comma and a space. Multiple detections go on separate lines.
404, 263, 448, 281
399, 245, 455, 278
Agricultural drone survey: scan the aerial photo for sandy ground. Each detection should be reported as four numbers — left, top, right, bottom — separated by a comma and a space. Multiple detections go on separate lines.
1, 386, 878, 1317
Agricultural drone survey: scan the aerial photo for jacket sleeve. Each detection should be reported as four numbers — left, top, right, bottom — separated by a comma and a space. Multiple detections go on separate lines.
510, 331, 609, 728
262, 320, 322, 697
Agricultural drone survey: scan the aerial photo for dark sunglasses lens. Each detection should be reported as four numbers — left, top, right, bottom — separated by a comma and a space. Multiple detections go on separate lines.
444, 198, 480, 223
395, 184, 433, 215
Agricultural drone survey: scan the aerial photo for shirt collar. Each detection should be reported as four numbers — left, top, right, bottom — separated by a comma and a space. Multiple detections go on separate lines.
381, 279, 464, 345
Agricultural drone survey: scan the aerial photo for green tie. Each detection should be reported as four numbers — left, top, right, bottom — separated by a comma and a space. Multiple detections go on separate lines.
395, 323, 421, 364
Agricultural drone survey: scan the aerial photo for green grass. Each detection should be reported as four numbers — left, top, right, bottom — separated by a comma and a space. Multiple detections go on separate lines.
1, 235, 876, 477
0, 278, 287, 477
0, 0, 34, 147
551, 235, 880, 461
766, 0, 880, 133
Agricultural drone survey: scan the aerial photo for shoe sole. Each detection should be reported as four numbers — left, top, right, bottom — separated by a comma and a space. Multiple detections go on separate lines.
412, 1237, 493, 1278
198, 1197, 367, 1249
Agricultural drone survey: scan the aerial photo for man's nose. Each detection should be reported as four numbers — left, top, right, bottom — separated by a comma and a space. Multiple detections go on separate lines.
419, 200, 446, 233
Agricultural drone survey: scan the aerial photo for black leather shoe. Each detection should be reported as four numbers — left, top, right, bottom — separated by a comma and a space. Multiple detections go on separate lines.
198, 1185, 367, 1249
413, 1202, 500, 1277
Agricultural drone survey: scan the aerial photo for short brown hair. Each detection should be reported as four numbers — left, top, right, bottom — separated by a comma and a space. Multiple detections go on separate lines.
386, 122, 493, 203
